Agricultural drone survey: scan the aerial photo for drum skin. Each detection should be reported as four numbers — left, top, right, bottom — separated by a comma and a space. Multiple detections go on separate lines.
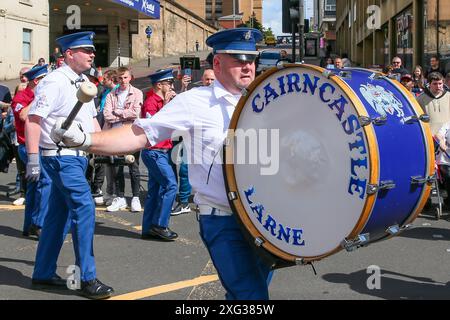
223, 64, 434, 265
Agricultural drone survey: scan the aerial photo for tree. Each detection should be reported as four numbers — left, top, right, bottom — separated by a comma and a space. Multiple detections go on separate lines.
237, 15, 275, 38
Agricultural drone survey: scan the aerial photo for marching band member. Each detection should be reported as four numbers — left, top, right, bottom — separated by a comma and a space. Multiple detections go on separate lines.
51, 28, 274, 300
26, 31, 113, 299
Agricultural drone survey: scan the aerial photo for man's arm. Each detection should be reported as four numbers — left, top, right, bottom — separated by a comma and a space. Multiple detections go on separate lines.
19, 105, 31, 122
25, 115, 42, 154
88, 124, 148, 155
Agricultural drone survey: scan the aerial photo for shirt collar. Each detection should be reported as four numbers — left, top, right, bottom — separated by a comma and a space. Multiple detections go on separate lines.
146, 88, 163, 103
212, 79, 241, 105
59, 65, 87, 84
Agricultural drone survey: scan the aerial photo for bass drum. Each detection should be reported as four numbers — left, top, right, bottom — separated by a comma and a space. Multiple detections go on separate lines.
223, 64, 434, 268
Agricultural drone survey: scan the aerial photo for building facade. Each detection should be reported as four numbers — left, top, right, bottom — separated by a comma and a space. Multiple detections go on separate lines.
335, 0, 450, 73
0, 0, 50, 80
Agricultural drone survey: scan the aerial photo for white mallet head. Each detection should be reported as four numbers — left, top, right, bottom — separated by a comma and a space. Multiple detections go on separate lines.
77, 82, 97, 103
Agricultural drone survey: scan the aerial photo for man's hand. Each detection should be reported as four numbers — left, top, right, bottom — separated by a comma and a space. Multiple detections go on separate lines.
26, 153, 40, 182
180, 75, 191, 92
50, 117, 91, 150
164, 90, 177, 105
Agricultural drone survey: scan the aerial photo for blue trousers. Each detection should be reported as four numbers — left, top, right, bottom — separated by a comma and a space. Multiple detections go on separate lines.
169, 143, 192, 203
32, 156, 96, 282
17, 145, 51, 232
141, 149, 177, 234
199, 215, 273, 300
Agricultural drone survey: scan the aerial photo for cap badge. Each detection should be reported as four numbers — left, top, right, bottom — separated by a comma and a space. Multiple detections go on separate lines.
244, 30, 252, 41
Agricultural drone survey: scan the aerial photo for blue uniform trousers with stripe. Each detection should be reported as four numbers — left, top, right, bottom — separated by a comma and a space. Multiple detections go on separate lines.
17, 145, 51, 232
141, 149, 177, 234
199, 214, 273, 300
32, 156, 96, 282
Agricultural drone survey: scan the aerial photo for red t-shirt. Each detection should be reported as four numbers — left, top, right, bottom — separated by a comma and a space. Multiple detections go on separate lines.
141, 89, 173, 150
12, 87, 34, 145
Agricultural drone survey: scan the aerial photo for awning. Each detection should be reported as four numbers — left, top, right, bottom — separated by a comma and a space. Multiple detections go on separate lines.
110, 0, 160, 19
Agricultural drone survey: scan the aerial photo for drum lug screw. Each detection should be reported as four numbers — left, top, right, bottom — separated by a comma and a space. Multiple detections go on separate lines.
367, 184, 379, 195
386, 225, 400, 235
358, 116, 372, 127
295, 258, 305, 265
240, 88, 248, 97
411, 175, 434, 185
379, 180, 396, 190
227, 192, 238, 201
254, 237, 264, 247
322, 70, 332, 79
372, 115, 387, 126
338, 71, 352, 79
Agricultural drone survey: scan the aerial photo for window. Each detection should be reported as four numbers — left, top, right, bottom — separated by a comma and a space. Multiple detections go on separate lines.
23, 29, 32, 61
324, 0, 336, 12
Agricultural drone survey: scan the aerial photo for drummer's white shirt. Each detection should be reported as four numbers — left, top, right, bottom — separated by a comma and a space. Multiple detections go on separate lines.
134, 80, 238, 211
29, 65, 97, 149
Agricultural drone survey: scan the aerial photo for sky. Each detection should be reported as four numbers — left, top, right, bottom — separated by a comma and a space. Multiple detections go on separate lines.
263, 0, 313, 36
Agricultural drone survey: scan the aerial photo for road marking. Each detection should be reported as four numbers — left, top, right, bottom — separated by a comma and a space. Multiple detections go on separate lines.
108, 274, 219, 300
0, 204, 24, 211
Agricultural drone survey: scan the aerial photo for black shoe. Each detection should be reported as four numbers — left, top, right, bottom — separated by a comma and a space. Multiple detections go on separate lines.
31, 275, 67, 289
148, 226, 178, 241
79, 279, 114, 300
28, 224, 41, 238
171, 202, 191, 216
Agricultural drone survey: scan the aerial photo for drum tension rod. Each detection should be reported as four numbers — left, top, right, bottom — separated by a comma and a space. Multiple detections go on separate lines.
411, 175, 435, 185
386, 224, 412, 236
404, 114, 430, 124
294, 259, 317, 275
358, 115, 387, 127
367, 180, 396, 195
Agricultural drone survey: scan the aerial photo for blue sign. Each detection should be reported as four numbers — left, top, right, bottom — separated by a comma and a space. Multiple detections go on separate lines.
112, 0, 160, 19
145, 26, 153, 36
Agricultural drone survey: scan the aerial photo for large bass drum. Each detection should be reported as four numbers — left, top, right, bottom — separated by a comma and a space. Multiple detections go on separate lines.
223, 64, 434, 268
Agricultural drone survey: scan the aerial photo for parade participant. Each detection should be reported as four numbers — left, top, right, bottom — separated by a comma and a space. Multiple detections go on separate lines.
51, 28, 273, 300
25, 31, 113, 299
140, 69, 179, 239
12, 65, 51, 237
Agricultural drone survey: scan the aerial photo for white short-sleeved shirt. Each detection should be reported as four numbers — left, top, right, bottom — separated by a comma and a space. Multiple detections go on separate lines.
134, 80, 239, 211
29, 65, 97, 149
437, 122, 450, 165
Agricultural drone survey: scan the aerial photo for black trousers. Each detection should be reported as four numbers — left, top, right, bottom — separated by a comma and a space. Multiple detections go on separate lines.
438, 165, 450, 205
115, 150, 141, 197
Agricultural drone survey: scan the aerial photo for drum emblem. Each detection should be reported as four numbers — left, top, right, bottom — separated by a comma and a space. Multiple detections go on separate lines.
359, 83, 405, 119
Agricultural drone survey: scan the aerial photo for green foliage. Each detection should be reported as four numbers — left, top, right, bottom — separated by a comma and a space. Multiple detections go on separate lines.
237, 16, 275, 38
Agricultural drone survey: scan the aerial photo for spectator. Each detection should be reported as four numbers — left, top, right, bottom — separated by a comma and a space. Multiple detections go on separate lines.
195, 40, 200, 52
412, 65, 425, 95
425, 55, 446, 78
417, 72, 450, 135
103, 67, 143, 212
206, 52, 214, 68
19, 67, 31, 84
446, 72, 450, 91
33, 58, 46, 69
49, 47, 63, 68
98, 70, 119, 206
334, 57, 344, 69
391, 56, 409, 81
400, 74, 416, 94
325, 57, 334, 69
277, 49, 291, 63
341, 53, 352, 67
201, 69, 215, 86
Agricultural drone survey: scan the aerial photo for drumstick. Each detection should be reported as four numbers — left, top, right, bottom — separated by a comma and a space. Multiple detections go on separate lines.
62, 82, 97, 130
89, 155, 135, 166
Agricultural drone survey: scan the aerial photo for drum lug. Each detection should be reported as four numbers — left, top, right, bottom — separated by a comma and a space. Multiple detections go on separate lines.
386, 224, 411, 236
338, 71, 352, 79
369, 73, 385, 80
295, 258, 305, 265
228, 191, 238, 201
367, 180, 396, 194
411, 175, 435, 185
322, 70, 332, 79
241, 88, 248, 97
358, 115, 387, 126
341, 233, 370, 252
254, 237, 264, 247
419, 114, 430, 123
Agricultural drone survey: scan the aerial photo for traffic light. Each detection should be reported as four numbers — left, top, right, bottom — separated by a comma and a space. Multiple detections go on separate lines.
282, 0, 300, 34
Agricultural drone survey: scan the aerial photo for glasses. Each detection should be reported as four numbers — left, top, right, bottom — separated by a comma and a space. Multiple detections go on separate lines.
162, 80, 174, 86
392, 61, 401, 64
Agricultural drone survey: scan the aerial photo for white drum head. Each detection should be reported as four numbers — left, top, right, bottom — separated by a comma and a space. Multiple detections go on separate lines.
225, 65, 378, 261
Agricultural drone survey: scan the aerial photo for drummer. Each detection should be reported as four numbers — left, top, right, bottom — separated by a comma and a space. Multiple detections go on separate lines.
50, 28, 274, 300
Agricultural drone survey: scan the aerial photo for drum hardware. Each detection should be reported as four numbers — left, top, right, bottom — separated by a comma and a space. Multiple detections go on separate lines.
228, 191, 238, 201
276, 62, 286, 70
404, 114, 430, 124
322, 70, 332, 79
241, 88, 249, 97
358, 115, 387, 126
341, 233, 370, 252
369, 73, 386, 81
419, 114, 430, 123
385, 224, 411, 236
254, 237, 265, 247
411, 174, 435, 185
366, 180, 396, 195
338, 71, 352, 79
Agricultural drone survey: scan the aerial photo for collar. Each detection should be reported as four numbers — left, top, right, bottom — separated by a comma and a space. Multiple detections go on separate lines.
58, 65, 87, 84
212, 79, 241, 105
146, 88, 163, 103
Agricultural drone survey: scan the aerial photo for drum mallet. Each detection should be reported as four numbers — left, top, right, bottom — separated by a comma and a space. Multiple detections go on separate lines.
89, 155, 135, 166
61, 82, 97, 130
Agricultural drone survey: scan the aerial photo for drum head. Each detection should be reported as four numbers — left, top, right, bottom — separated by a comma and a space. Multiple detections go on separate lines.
224, 64, 378, 262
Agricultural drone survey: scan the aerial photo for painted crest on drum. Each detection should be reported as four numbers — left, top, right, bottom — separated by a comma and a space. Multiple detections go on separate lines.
359, 83, 405, 119
233, 68, 371, 257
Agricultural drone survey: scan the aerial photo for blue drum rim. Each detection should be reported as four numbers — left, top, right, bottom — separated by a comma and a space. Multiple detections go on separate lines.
224, 63, 379, 263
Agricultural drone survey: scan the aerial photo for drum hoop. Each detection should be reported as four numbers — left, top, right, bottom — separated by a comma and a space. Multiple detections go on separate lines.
377, 73, 434, 231
224, 64, 379, 262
